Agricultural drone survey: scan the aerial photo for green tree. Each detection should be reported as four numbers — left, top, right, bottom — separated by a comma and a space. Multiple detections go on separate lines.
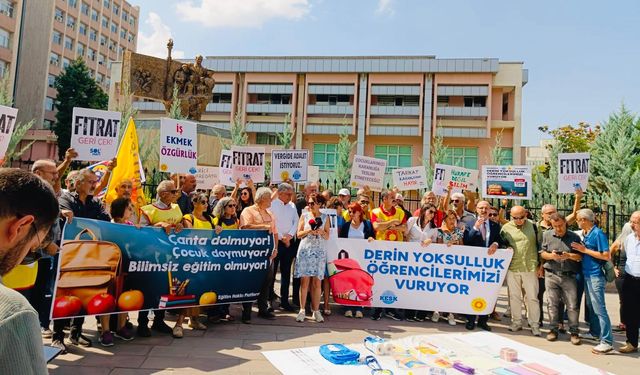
423, 126, 448, 187
53, 58, 108, 159
537, 122, 600, 153
334, 128, 356, 187
276, 114, 293, 149
0, 77, 35, 166
589, 105, 640, 204
220, 107, 248, 150
168, 86, 186, 121
114, 80, 138, 141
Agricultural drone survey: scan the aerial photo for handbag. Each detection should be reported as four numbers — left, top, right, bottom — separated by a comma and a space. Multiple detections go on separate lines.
55, 228, 124, 311
319, 344, 361, 365
602, 260, 615, 283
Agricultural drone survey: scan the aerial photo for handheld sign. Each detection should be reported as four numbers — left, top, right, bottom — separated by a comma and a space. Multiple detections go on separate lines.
271, 149, 308, 183
393, 166, 427, 191
194, 166, 219, 190
432, 164, 479, 196
231, 146, 265, 183
0, 105, 18, 164
159, 118, 197, 174
219, 150, 235, 187
482, 165, 532, 200
558, 153, 589, 193
350, 155, 387, 192
70, 108, 121, 161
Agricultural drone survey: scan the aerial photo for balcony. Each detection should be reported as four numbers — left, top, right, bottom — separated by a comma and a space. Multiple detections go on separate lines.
305, 124, 353, 135
370, 105, 420, 116
491, 119, 516, 129
206, 103, 232, 112
132, 101, 164, 111
436, 126, 487, 138
436, 106, 487, 117
246, 103, 291, 114
307, 104, 353, 115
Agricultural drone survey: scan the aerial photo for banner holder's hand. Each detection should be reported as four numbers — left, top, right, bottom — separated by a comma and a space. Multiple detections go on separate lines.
487, 242, 498, 255
61, 209, 74, 223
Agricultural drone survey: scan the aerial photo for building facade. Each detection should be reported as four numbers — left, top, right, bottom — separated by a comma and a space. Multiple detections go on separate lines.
8, 0, 138, 163
116, 55, 527, 180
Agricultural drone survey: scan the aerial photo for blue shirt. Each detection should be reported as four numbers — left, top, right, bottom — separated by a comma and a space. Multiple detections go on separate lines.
581, 226, 609, 277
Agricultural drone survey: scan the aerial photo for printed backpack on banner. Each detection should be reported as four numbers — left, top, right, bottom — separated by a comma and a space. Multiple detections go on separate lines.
55, 228, 124, 311
328, 249, 374, 306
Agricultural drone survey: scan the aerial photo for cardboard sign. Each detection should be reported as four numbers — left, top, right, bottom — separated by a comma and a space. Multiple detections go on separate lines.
195, 166, 219, 190
307, 166, 319, 183
219, 149, 235, 187
0, 105, 18, 164
231, 146, 265, 183
350, 155, 387, 192
271, 149, 308, 183
558, 153, 590, 193
159, 118, 197, 174
70, 107, 121, 161
432, 164, 479, 196
482, 165, 532, 200
393, 166, 428, 191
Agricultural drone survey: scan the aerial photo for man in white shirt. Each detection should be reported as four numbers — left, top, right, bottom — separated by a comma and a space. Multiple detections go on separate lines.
620, 211, 640, 353
270, 183, 300, 311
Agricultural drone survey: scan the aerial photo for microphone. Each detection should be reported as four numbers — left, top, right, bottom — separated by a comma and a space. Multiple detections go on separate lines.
309, 217, 323, 230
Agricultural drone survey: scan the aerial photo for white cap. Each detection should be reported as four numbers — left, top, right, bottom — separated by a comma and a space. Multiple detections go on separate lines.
338, 188, 350, 196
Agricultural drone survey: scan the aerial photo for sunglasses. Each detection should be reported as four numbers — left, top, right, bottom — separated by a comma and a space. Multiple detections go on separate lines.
488, 213, 498, 217
512, 216, 526, 220
308, 201, 316, 206
450, 199, 460, 203
227, 203, 237, 208
192, 198, 208, 205
241, 192, 249, 195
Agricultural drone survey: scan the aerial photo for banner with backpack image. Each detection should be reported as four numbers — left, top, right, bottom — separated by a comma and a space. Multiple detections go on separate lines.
50, 218, 274, 319
326, 239, 512, 314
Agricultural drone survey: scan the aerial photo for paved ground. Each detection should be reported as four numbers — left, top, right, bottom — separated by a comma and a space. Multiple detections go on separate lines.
47, 288, 636, 375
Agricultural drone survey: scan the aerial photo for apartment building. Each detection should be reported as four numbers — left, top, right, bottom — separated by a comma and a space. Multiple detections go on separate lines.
9, 0, 138, 163
118, 55, 527, 178
0, 0, 23, 95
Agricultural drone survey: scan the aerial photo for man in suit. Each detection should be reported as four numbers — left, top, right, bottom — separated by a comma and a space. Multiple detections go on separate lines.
464, 200, 506, 331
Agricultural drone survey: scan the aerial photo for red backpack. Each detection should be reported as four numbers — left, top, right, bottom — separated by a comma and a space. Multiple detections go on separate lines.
329, 250, 374, 306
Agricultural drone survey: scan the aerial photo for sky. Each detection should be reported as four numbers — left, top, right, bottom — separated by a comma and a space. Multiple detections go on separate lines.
130, 0, 640, 146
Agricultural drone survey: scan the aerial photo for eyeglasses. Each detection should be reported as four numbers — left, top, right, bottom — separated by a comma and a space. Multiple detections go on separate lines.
488, 213, 498, 217
241, 192, 249, 196
512, 216, 526, 220
192, 198, 208, 205
308, 201, 316, 206
162, 189, 179, 194
450, 199, 460, 203
226, 203, 237, 208
364, 356, 393, 375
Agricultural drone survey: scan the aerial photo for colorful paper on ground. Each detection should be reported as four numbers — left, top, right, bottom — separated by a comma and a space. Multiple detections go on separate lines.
70, 107, 121, 161
271, 149, 309, 183
326, 239, 512, 314
482, 165, 532, 200
51, 218, 274, 319
159, 117, 198, 174
557, 153, 590, 193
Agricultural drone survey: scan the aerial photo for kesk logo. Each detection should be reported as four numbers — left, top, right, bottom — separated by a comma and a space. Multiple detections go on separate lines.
379, 290, 397, 305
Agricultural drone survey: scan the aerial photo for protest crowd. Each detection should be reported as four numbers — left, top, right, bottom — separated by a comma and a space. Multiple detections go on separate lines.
1, 147, 640, 375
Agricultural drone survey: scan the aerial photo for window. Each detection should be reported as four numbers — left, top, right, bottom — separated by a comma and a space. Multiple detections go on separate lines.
108, 39, 116, 51
67, 15, 76, 29
437, 96, 449, 107
91, 8, 98, 21
44, 119, 54, 129
110, 21, 117, 34
256, 133, 283, 145
443, 147, 479, 170
127, 32, 134, 43
81, 2, 89, 15
495, 148, 513, 166
55, 8, 64, 22
113, 4, 119, 15
374, 145, 412, 173
77, 42, 85, 56
256, 93, 290, 105
0, 0, 14, 17
463, 96, 486, 107
52, 30, 62, 45
87, 48, 96, 61
79, 22, 87, 35
96, 72, 103, 83
49, 52, 60, 66
69, 0, 78, 8
100, 34, 106, 45
376, 95, 419, 107
0, 28, 9, 49
45, 97, 55, 111
62, 58, 71, 69
101, 15, 108, 28
313, 144, 337, 171
315, 94, 350, 106
103, 0, 110, 9
129, 16, 135, 27
64, 36, 73, 50
119, 27, 126, 39
48, 74, 56, 88
122, 10, 128, 21
98, 53, 106, 65
89, 28, 97, 41
212, 93, 232, 103
0, 60, 6, 78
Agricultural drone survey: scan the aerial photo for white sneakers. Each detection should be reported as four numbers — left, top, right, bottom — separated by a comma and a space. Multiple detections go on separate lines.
431, 311, 440, 322
447, 313, 456, 326
295, 310, 305, 322
354, 310, 363, 319
592, 342, 614, 354
296, 310, 325, 323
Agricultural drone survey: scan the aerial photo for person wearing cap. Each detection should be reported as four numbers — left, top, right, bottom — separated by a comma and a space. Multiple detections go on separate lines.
338, 188, 351, 207
393, 193, 412, 220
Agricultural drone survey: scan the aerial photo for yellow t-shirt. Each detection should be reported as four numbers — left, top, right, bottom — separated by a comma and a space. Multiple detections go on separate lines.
212, 216, 239, 229
140, 203, 183, 225
370, 206, 406, 242
183, 214, 216, 230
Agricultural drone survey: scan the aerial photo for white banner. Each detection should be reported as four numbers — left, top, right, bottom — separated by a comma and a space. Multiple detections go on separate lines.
392, 166, 428, 191
0, 105, 18, 164
231, 146, 265, 183
70, 107, 121, 161
159, 118, 197, 174
558, 153, 589, 193
481, 165, 532, 200
219, 149, 235, 187
271, 149, 308, 183
327, 239, 512, 314
350, 155, 387, 192
432, 163, 479, 196
194, 166, 219, 190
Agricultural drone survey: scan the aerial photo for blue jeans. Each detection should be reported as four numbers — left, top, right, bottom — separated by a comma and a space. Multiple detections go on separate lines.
584, 274, 613, 345
576, 272, 592, 326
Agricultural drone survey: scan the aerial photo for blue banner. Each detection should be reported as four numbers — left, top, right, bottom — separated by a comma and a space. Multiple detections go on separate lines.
51, 218, 274, 319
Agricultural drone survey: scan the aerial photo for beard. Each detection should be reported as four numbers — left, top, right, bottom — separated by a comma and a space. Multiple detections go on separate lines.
0, 235, 33, 276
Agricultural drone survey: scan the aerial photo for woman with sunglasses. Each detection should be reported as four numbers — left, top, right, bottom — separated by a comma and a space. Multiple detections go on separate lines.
337, 202, 375, 319
431, 209, 465, 326
232, 179, 256, 217
404, 203, 440, 322
295, 195, 330, 323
